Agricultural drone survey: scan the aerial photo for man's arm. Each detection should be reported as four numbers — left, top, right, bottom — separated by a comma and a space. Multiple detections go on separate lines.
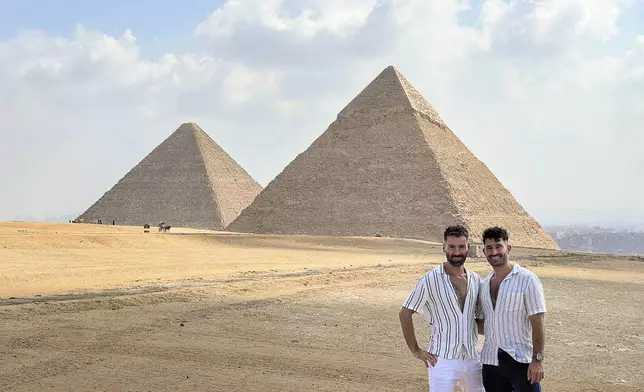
475, 295, 485, 335
525, 273, 547, 384
527, 312, 545, 384
399, 307, 421, 352
529, 312, 545, 355
399, 307, 437, 367
524, 273, 546, 355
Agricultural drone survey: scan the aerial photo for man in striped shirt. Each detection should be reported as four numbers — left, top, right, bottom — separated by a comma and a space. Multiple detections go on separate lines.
478, 226, 546, 391
399, 225, 485, 391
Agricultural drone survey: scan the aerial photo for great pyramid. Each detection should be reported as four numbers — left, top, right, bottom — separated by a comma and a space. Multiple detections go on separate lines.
226, 66, 559, 250
77, 122, 262, 230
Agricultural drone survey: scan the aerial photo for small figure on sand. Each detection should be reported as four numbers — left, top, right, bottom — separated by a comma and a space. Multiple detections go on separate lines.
158, 221, 172, 233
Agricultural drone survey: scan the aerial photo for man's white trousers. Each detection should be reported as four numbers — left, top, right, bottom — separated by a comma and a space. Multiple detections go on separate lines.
427, 357, 484, 392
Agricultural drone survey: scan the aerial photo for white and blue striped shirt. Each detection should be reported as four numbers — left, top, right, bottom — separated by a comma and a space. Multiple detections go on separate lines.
402, 263, 483, 360
479, 263, 547, 365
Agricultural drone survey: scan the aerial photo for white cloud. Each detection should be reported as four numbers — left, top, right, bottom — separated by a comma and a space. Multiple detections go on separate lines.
0, 25, 282, 220
221, 64, 281, 104
195, 0, 377, 39
1, 0, 643, 225
481, 0, 627, 47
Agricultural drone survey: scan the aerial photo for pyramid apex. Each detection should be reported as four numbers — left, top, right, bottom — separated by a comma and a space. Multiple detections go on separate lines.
174, 122, 203, 133
338, 66, 447, 128
378, 65, 403, 79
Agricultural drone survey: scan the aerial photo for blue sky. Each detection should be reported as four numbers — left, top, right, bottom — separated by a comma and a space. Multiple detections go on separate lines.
2, 0, 643, 37
2, 0, 642, 57
0, 0, 222, 57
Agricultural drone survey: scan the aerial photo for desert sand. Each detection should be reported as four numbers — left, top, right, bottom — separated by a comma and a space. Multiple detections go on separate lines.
0, 221, 642, 391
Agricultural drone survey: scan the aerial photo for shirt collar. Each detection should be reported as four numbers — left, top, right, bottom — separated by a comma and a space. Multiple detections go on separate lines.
491, 261, 520, 279
439, 262, 470, 276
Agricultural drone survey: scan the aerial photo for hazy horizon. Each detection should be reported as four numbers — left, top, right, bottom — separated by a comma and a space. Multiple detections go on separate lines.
10, 208, 644, 232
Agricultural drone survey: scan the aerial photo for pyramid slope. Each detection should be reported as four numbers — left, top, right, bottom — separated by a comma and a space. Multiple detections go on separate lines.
413, 113, 559, 249
192, 126, 264, 227
226, 66, 558, 250
78, 123, 262, 230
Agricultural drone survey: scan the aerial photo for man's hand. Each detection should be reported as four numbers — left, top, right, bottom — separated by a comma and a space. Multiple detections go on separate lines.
527, 359, 544, 384
413, 347, 438, 367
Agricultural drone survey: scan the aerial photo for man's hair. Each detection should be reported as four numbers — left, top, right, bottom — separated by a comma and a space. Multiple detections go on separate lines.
482, 226, 509, 243
443, 225, 469, 240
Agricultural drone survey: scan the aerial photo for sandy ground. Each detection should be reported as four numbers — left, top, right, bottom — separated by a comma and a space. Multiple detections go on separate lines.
0, 221, 642, 391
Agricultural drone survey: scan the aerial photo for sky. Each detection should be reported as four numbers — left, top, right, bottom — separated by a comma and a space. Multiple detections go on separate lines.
0, 0, 643, 227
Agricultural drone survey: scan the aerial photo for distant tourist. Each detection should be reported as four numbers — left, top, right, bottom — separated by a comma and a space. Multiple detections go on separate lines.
477, 226, 546, 391
398, 225, 485, 391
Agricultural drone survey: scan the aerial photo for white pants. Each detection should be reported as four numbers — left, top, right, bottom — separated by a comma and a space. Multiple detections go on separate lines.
427, 357, 484, 392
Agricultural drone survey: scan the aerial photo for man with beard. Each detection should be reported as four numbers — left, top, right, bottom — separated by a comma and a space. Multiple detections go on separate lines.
478, 226, 546, 391
399, 225, 485, 392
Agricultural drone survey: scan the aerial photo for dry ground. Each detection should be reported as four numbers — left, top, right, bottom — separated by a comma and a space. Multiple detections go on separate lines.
0, 222, 642, 391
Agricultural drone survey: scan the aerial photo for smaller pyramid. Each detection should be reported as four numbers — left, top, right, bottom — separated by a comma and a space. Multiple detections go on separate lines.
77, 123, 262, 230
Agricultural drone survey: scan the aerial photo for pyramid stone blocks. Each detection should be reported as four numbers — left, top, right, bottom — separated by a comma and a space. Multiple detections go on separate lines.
226, 66, 559, 250
77, 123, 262, 230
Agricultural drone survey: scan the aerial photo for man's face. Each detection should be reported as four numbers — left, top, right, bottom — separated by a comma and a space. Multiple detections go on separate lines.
443, 235, 468, 267
483, 238, 511, 267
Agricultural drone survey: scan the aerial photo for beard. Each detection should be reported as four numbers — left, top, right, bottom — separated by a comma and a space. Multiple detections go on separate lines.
447, 254, 466, 267
486, 254, 507, 267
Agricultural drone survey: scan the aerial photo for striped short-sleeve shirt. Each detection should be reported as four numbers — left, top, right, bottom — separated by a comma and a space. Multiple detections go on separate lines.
479, 263, 546, 365
402, 263, 483, 360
